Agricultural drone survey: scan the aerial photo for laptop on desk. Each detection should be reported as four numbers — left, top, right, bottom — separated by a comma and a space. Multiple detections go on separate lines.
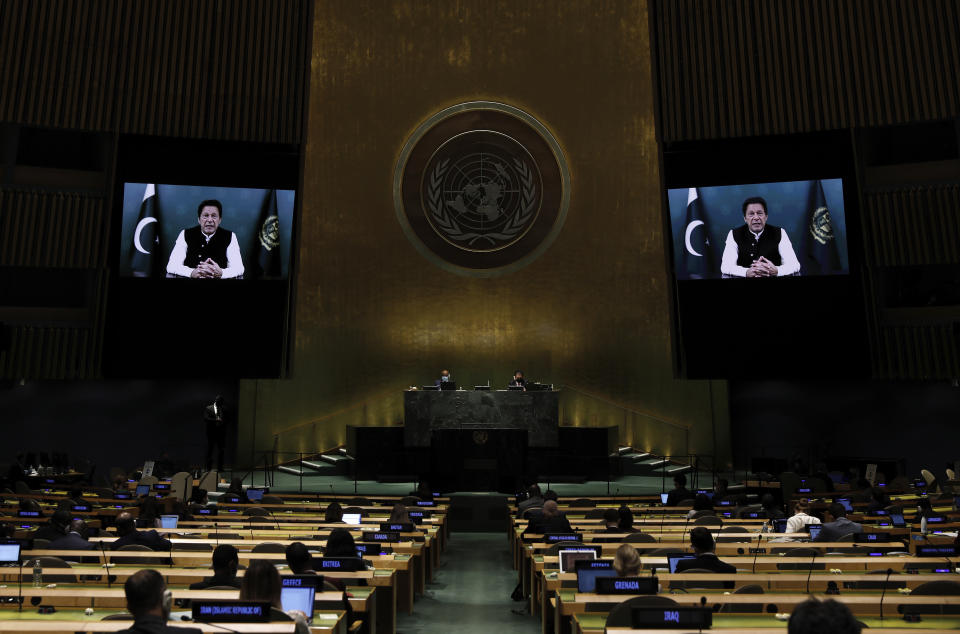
281, 575, 319, 625
0, 541, 20, 566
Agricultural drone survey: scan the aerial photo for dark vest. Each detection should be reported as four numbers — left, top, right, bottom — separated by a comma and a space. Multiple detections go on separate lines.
732, 224, 782, 267
183, 226, 232, 269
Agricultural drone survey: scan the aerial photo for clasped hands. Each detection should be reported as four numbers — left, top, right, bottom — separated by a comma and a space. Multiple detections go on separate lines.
190, 258, 223, 278
746, 256, 778, 278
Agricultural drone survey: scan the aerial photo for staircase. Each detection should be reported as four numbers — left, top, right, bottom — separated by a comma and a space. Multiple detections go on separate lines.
277, 448, 354, 477
619, 448, 693, 477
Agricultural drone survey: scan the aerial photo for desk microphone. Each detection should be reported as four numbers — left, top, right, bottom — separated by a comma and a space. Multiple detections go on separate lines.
16, 559, 23, 612
805, 550, 818, 594
751, 532, 763, 573
98, 540, 112, 588
878, 567, 893, 620
699, 596, 707, 634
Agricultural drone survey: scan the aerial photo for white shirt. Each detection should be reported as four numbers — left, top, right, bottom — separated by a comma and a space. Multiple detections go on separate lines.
785, 512, 821, 534
165, 229, 244, 279
720, 227, 801, 277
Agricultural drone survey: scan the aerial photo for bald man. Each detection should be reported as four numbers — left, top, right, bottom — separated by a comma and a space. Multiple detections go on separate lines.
523, 499, 574, 535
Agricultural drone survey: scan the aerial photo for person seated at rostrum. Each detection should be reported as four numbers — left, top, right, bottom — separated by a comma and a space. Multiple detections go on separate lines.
189, 544, 241, 590
112, 511, 172, 551
239, 560, 309, 634
117, 569, 202, 634
224, 477, 249, 504
613, 544, 642, 576
601, 508, 622, 532
523, 500, 573, 535
786, 499, 821, 534
674, 527, 736, 586
814, 503, 862, 542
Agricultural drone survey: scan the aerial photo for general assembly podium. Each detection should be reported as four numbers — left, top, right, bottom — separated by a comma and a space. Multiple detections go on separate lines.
347, 388, 617, 490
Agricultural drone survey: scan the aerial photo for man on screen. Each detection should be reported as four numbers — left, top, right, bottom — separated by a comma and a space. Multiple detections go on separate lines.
720, 196, 800, 277
165, 199, 244, 278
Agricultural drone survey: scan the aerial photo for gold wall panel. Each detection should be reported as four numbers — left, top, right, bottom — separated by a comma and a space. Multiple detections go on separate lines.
238, 0, 731, 469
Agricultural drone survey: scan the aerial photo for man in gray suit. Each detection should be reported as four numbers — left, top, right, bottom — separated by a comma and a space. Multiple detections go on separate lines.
813, 503, 862, 542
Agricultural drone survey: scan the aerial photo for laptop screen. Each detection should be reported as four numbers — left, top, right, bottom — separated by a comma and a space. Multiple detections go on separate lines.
246, 489, 265, 502
558, 549, 596, 573
281, 576, 317, 624
342, 513, 362, 525
660, 493, 669, 504
160, 515, 178, 529
135, 484, 150, 496
808, 524, 823, 540
668, 554, 696, 573
575, 559, 616, 592
836, 498, 853, 512
772, 519, 788, 533
890, 513, 905, 527
0, 542, 21, 564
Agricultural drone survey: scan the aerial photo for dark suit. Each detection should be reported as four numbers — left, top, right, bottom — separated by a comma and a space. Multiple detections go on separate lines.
204, 401, 226, 472
32, 525, 66, 542
518, 495, 544, 516
814, 517, 862, 542
116, 614, 202, 634
189, 572, 241, 590
524, 512, 573, 535
675, 552, 737, 588
666, 487, 693, 507
47, 532, 94, 551
112, 529, 172, 551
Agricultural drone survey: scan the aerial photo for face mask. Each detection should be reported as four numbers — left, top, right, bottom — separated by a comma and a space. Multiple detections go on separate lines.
441, 376, 449, 382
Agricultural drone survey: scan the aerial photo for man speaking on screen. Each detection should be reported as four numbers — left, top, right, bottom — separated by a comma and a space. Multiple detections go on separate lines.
165, 199, 244, 279
720, 196, 800, 278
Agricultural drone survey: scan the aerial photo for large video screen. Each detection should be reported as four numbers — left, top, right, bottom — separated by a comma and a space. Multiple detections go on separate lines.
667, 179, 848, 280
118, 183, 295, 279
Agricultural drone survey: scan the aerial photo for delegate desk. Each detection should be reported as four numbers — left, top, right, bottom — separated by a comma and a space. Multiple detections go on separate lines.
403, 388, 559, 447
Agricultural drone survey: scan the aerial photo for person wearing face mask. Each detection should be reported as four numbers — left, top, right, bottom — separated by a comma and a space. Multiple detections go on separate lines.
166, 199, 244, 279
117, 569, 202, 633
509, 370, 527, 390
434, 369, 453, 388
720, 196, 801, 278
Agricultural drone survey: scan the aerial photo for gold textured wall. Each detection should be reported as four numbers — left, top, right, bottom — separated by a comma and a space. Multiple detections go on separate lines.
238, 0, 731, 469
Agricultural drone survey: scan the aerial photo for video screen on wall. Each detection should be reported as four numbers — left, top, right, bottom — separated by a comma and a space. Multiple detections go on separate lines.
118, 183, 295, 279
667, 179, 848, 280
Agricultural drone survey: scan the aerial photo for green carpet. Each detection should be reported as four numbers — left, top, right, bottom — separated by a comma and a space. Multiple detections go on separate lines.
395, 533, 539, 634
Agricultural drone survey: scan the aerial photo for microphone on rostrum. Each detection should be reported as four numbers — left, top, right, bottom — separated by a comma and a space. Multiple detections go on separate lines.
805, 550, 818, 594
879, 567, 893, 621
16, 559, 23, 612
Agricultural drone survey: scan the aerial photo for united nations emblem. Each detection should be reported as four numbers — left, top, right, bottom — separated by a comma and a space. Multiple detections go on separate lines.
259, 215, 279, 250
810, 206, 833, 245
395, 102, 570, 276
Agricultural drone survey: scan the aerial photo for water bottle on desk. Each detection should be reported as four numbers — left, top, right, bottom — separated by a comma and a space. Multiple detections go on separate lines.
33, 564, 42, 587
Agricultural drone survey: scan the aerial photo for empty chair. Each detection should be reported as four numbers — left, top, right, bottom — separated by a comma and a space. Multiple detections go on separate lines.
251, 542, 287, 554
571, 498, 596, 507
719, 525, 751, 533
247, 516, 273, 524
720, 584, 765, 613
169, 471, 193, 502
775, 547, 825, 570
346, 497, 370, 506
22, 557, 77, 583
172, 542, 213, 551
243, 506, 269, 517
605, 595, 678, 628
584, 508, 605, 519
207, 533, 242, 540
669, 567, 727, 590
623, 532, 657, 543
693, 515, 722, 527
947, 468, 957, 481
920, 469, 940, 493
116, 544, 157, 566
847, 570, 906, 590
261, 495, 284, 505
905, 580, 960, 615
32, 538, 51, 550
676, 498, 696, 508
